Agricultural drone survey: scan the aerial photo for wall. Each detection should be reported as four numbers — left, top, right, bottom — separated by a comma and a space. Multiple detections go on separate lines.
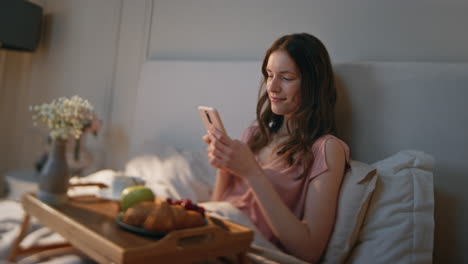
148, 0, 468, 62
0, 0, 121, 175
105, 0, 153, 171
0, 0, 153, 175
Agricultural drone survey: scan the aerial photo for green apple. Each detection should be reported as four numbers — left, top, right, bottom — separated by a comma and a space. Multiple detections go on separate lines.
120, 185, 155, 212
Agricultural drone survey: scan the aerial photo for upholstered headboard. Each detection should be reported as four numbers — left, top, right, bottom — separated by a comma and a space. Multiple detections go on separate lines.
130, 60, 468, 263
332, 63, 468, 263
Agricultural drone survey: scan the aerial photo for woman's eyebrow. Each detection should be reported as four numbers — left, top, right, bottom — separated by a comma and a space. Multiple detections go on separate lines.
266, 68, 296, 74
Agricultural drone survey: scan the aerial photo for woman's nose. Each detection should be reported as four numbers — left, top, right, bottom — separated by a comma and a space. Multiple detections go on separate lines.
267, 77, 281, 93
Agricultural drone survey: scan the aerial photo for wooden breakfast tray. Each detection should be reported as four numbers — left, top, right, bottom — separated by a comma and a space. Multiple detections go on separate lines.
14, 193, 254, 264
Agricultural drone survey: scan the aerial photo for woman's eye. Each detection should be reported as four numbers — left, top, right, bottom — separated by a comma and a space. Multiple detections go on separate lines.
283, 77, 293, 81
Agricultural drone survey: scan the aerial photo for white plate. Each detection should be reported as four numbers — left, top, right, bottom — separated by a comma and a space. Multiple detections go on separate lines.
96, 188, 122, 201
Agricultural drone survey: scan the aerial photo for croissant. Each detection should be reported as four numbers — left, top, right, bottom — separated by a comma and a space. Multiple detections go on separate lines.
121, 201, 156, 226
184, 210, 205, 227
123, 198, 205, 233
171, 204, 188, 230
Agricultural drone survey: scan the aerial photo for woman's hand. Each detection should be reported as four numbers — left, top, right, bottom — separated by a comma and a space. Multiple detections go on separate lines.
205, 127, 262, 179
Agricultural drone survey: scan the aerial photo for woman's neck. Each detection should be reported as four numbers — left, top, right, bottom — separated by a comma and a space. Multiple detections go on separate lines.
276, 116, 292, 136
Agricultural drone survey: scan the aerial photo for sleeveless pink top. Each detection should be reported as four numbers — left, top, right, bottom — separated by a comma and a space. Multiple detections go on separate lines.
220, 126, 350, 245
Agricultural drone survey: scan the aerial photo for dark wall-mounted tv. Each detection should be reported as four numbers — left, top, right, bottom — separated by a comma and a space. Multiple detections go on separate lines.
0, 0, 43, 51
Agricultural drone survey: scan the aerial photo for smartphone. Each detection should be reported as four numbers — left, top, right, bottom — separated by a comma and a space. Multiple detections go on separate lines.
197, 106, 226, 134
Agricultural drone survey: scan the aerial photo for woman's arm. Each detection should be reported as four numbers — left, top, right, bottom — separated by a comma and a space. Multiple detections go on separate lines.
211, 169, 230, 201
203, 133, 233, 201
251, 139, 345, 262
208, 127, 345, 263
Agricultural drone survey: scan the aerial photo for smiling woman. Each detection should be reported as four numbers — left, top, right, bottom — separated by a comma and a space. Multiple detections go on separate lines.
202, 33, 347, 263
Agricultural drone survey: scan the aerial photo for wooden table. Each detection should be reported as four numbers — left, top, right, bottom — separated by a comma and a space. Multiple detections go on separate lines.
9, 193, 254, 263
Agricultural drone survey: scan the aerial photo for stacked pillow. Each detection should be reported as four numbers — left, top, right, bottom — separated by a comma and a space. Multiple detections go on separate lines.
347, 150, 434, 264
323, 150, 434, 264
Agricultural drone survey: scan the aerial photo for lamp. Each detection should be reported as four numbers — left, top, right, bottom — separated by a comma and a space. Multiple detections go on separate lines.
0, 0, 43, 51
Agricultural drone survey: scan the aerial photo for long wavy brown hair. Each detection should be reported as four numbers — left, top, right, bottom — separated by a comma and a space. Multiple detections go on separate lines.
248, 33, 337, 173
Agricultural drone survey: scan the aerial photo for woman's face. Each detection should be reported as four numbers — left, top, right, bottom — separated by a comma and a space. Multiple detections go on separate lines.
265, 50, 301, 117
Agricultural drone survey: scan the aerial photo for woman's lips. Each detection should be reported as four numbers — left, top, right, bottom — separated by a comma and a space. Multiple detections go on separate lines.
270, 96, 286, 103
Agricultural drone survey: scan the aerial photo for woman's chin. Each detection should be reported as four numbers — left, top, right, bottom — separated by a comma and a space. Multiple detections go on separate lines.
271, 109, 281, 115
271, 107, 287, 116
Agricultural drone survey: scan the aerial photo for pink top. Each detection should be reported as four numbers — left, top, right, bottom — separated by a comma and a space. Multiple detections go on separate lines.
221, 126, 350, 246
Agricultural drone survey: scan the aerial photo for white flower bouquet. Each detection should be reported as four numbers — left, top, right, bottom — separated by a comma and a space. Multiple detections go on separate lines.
30, 95, 99, 140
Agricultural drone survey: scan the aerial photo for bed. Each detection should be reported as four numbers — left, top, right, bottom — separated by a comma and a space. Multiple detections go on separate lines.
2, 61, 468, 263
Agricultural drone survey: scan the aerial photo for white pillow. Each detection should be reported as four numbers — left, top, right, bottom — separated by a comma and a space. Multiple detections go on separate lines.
322, 160, 377, 263
347, 150, 435, 264
125, 144, 216, 202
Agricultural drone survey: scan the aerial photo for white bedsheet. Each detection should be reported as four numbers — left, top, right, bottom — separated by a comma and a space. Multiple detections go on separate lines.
0, 199, 95, 264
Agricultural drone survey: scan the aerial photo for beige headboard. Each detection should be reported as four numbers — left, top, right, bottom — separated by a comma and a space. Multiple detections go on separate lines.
131, 60, 468, 263
333, 63, 468, 263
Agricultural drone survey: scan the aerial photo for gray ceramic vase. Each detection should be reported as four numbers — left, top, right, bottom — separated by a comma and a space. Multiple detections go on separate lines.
38, 139, 70, 205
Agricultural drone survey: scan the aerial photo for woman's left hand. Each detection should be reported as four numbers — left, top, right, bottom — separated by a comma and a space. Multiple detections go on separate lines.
207, 127, 262, 179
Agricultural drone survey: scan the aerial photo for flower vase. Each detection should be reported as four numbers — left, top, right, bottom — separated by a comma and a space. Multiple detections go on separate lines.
38, 139, 70, 205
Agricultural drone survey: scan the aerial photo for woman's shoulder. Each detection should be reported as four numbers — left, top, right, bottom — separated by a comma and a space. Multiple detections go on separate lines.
311, 134, 350, 160
301, 134, 350, 181
312, 134, 348, 148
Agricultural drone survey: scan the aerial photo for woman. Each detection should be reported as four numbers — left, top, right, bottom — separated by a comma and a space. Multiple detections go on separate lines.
203, 33, 349, 263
